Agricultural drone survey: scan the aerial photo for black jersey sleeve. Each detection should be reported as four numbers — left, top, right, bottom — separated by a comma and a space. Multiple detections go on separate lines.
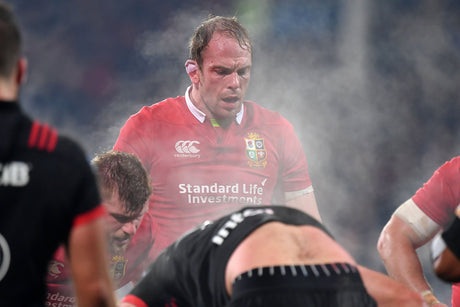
49, 136, 102, 232
127, 247, 192, 307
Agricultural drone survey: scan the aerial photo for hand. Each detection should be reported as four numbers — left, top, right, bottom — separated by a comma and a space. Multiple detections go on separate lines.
421, 290, 447, 307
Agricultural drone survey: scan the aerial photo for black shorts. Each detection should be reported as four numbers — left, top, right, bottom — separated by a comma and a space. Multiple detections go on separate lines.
226, 263, 377, 307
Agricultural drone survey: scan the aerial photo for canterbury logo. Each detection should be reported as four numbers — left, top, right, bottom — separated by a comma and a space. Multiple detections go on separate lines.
175, 141, 200, 154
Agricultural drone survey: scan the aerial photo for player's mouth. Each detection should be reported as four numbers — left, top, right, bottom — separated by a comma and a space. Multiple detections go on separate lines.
114, 237, 130, 247
222, 96, 239, 104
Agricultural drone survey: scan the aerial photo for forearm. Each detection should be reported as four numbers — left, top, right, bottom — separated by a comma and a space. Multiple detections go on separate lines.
69, 220, 117, 307
285, 190, 322, 222
357, 265, 426, 307
378, 210, 440, 292
377, 217, 445, 306
380, 245, 431, 292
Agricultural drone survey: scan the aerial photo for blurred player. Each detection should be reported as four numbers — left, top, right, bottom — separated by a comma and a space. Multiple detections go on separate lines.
0, 2, 116, 306
47, 150, 155, 303
120, 206, 426, 307
378, 156, 460, 306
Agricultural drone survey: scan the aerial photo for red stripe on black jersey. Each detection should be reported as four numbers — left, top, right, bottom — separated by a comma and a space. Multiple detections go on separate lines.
122, 295, 149, 307
46, 127, 58, 152
72, 205, 106, 228
28, 121, 58, 152
28, 121, 40, 148
37, 124, 49, 150
166, 298, 179, 307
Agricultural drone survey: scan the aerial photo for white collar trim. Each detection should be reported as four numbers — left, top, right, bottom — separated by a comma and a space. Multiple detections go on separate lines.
185, 86, 244, 125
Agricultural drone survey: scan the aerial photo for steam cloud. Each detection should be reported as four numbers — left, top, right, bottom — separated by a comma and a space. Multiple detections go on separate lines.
10, 0, 460, 303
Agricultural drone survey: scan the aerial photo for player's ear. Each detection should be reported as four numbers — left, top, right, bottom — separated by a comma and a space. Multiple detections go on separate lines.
16, 57, 28, 85
185, 60, 200, 84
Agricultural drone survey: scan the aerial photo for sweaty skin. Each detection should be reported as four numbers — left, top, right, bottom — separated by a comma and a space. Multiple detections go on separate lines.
226, 222, 426, 307
225, 222, 356, 294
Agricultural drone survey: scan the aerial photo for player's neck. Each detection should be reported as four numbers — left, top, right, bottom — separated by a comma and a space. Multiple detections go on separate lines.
0, 81, 19, 101
209, 117, 233, 129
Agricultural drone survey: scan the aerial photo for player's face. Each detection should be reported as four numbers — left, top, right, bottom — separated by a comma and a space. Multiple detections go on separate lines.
197, 32, 251, 124
104, 193, 148, 255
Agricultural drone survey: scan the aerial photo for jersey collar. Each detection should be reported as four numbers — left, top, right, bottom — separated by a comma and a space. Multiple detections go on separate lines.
185, 86, 244, 125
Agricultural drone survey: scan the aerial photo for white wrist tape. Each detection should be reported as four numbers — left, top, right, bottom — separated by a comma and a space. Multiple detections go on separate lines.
394, 199, 441, 241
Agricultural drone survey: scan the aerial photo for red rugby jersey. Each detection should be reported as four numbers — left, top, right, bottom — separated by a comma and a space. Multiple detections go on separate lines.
114, 95, 312, 259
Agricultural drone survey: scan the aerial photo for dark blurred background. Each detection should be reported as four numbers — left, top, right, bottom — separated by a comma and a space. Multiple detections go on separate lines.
7, 0, 460, 302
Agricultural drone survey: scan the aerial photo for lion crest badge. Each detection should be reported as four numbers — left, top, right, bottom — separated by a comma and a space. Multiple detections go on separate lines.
245, 133, 267, 168
110, 255, 128, 281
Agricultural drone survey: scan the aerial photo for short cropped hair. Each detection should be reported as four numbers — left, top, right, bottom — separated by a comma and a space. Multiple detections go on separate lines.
189, 15, 252, 68
0, 2, 21, 78
92, 150, 152, 216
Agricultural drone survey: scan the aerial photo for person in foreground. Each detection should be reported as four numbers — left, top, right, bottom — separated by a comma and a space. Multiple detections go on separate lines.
113, 15, 321, 261
378, 156, 460, 307
120, 205, 425, 307
46, 150, 155, 304
0, 2, 116, 306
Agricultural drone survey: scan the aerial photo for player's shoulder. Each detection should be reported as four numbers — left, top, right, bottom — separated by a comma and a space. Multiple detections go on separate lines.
25, 120, 84, 156
54, 134, 87, 159
447, 156, 460, 168
244, 101, 289, 124
435, 156, 460, 178
133, 96, 187, 120
24, 120, 59, 153
17, 120, 92, 179
28, 122, 91, 171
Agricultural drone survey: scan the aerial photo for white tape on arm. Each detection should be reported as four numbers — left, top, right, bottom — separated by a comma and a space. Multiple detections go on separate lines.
394, 198, 441, 241
285, 186, 314, 202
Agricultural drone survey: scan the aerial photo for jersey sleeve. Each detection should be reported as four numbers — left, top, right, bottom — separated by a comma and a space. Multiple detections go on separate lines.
53, 137, 103, 240
121, 295, 149, 307
72, 205, 106, 227
412, 156, 460, 226
69, 141, 104, 226
113, 107, 154, 170
279, 119, 312, 192
123, 245, 190, 307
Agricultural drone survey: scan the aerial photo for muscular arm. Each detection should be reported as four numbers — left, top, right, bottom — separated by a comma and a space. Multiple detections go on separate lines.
357, 265, 426, 307
377, 200, 446, 306
285, 190, 322, 222
68, 219, 116, 307
378, 214, 432, 290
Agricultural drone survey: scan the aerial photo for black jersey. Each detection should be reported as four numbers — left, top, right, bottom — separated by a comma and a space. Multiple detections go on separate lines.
125, 205, 330, 307
0, 101, 102, 306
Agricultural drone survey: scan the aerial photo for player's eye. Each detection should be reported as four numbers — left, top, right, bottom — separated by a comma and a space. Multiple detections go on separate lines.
110, 213, 135, 224
238, 68, 249, 77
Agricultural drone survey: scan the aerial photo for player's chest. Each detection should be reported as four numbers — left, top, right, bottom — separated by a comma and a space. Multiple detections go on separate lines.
153, 127, 279, 169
